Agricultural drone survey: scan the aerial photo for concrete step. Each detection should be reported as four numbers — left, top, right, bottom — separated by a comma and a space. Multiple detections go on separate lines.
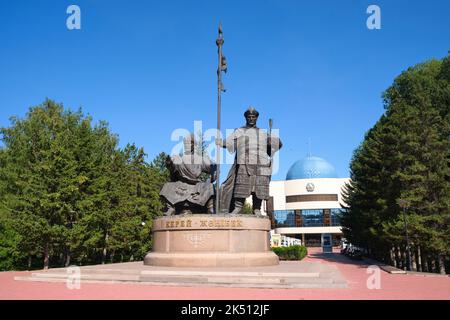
15, 275, 347, 288
140, 270, 320, 277
139, 274, 334, 284
22, 271, 346, 288
31, 272, 140, 282
33, 268, 141, 275
15, 260, 348, 289
379, 265, 406, 274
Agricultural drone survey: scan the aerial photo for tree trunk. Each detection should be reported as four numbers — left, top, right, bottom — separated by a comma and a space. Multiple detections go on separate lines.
396, 246, 402, 269
416, 245, 422, 272
411, 245, 417, 271
402, 247, 407, 270
43, 242, 50, 270
390, 247, 396, 268
438, 254, 446, 275
397, 246, 404, 270
102, 233, 109, 265
65, 252, 71, 267
422, 252, 429, 272
102, 248, 107, 264
430, 257, 436, 273
28, 255, 32, 270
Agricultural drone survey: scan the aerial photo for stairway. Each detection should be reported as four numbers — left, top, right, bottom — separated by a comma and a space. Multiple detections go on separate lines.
15, 261, 347, 289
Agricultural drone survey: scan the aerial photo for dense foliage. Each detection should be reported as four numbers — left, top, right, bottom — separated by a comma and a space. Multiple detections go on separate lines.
341, 54, 450, 274
0, 100, 169, 270
272, 245, 308, 261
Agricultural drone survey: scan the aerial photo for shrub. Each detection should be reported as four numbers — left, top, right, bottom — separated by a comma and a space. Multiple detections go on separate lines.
272, 245, 308, 260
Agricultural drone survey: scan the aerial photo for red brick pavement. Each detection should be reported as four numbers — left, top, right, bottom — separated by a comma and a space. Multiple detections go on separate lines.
1, 248, 449, 300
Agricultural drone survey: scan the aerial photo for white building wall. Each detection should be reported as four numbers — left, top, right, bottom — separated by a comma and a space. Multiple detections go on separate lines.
270, 178, 350, 211
268, 180, 286, 211
275, 226, 343, 234
266, 177, 350, 244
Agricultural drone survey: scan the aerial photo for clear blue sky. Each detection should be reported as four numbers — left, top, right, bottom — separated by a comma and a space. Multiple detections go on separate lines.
1, 0, 449, 181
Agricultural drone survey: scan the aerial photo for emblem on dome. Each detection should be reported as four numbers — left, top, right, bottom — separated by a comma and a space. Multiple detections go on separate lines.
306, 182, 315, 192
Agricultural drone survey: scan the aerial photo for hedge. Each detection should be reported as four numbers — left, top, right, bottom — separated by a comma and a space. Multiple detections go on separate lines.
272, 245, 308, 261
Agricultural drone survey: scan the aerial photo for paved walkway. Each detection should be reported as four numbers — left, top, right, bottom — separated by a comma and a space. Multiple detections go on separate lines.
1, 248, 449, 299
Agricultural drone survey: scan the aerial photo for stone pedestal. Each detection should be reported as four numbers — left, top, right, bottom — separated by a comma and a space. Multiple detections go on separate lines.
144, 214, 279, 267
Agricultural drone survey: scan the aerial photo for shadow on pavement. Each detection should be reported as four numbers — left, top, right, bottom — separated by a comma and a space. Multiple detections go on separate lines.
307, 251, 371, 269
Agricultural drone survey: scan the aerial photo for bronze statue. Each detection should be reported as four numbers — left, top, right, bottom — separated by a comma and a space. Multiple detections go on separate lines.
160, 133, 216, 215
218, 107, 282, 215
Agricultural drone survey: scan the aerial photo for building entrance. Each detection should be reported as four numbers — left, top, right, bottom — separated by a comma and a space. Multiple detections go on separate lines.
304, 234, 321, 247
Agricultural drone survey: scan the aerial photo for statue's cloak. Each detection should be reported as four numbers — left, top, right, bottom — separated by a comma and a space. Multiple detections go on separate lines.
160, 181, 214, 206
219, 162, 237, 213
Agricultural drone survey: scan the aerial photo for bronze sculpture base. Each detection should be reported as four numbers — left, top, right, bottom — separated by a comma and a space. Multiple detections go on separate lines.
144, 214, 279, 267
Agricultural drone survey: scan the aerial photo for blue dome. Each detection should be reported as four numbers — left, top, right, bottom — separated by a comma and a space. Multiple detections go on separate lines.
286, 156, 338, 180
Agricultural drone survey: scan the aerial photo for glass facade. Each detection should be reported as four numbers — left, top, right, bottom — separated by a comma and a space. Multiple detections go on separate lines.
331, 208, 343, 226
273, 208, 343, 228
302, 209, 324, 227
273, 210, 296, 227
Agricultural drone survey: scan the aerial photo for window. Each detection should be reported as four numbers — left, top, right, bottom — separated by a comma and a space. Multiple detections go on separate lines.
273, 208, 345, 228
273, 210, 295, 227
331, 208, 343, 226
302, 209, 324, 227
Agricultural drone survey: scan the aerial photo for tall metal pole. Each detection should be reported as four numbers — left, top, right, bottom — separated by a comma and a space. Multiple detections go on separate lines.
215, 23, 225, 214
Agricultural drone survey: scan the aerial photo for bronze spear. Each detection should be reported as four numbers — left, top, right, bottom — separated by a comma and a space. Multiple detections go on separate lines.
215, 23, 227, 213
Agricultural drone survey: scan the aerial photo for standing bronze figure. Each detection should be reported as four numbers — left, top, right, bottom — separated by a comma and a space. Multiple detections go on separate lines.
218, 107, 282, 215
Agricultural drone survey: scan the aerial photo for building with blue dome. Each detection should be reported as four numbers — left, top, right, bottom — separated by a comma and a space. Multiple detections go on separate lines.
286, 156, 338, 180
261, 155, 349, 249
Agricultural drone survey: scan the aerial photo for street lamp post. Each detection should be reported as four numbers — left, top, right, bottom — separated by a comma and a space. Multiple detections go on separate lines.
398, 199, 413, 271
